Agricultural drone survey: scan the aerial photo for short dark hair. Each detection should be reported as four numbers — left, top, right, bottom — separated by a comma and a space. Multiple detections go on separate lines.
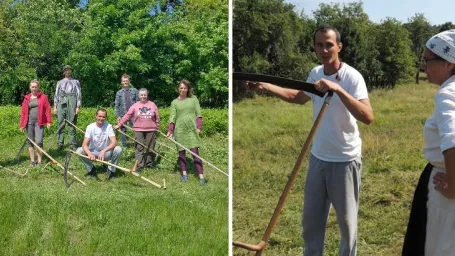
96, 108, 107, 116
313, 25, 341, 44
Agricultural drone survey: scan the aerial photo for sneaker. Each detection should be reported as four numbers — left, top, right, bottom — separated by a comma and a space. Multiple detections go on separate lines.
30, 161, 35, 167
57, 144, 63, 151
108, 171, 116, 180
181, 175, 188, 182
85, 167, 97, 177
200, 178, 207, 185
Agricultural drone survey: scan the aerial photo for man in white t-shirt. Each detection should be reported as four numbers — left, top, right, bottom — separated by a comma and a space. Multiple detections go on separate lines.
246, 25, 374, 256
76, 108, 123, 179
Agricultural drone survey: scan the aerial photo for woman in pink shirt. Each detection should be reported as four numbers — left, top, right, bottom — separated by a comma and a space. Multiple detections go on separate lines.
115, 88, 159, 173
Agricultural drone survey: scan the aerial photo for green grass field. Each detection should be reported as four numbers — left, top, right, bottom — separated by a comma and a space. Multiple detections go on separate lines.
0, 107, 228, 255
233, 80, 437, 255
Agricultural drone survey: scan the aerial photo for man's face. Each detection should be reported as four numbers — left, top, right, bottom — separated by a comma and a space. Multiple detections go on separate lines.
121, 77, 130, 88
95, 110, 107, 126
63, 68, 72, 77
313, 30, 342, 65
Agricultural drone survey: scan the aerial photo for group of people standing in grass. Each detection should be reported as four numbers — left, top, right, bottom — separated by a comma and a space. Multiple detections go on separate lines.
20, 67, 207, 184
246, 26, 455, 255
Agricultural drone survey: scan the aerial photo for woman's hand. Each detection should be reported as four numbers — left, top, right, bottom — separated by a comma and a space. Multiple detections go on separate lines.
197, 129, 201, 134
20, 127, 25, 133
113, 125, 120, 130
46, 123, 51, 129
433, 172, 454, 199
53, 107, 58, 115
166, 131, 172, 138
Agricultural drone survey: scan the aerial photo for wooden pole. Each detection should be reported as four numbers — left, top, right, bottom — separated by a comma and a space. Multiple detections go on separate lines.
64, 119, 85, 134
123, 125, 174, 150
27, 138, 86, 185
116, 128, 172, 163
0, 165, 28, 177
159, 131, 228, 177
71, 151, 164, 189
233, 92, 334, 255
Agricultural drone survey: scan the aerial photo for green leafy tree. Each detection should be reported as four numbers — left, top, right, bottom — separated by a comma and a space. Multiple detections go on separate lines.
404, 13, 435, 83
66, 0, 228, 107
233, 0, 316, 100
373, 18, 415, 87
0, 0, 83, 104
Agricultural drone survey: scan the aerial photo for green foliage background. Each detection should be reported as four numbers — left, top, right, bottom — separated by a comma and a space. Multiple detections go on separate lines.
233, 0, 455, 100
0, 105, 227, 138
0, 0, 228, 108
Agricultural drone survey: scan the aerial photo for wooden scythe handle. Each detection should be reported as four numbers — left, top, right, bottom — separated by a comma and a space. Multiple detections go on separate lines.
115, 129, 172, 163
159, 131, 229, 177
71, 151, 164, 189
233, 92, 333, 255
26, 138, 86, 185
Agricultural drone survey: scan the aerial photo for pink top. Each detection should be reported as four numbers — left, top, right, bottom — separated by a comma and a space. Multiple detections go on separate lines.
119, 101, 160, 131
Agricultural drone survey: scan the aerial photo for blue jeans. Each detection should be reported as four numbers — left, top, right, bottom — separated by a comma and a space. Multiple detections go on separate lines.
120, 120, 133, 146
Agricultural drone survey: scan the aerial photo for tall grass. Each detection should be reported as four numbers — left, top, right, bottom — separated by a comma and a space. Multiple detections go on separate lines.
233, 81, 437, 255
0, 107, 228, 255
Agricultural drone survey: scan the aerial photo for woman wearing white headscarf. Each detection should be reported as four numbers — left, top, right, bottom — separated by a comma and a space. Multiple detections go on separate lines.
403, 29, 455, 256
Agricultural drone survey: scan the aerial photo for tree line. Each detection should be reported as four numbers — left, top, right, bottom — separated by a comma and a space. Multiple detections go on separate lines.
233, 0, 454, 101
0, 0, 228, 108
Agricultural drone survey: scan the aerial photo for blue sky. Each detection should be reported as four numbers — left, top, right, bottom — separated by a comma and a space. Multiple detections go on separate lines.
286, 0, 455, 25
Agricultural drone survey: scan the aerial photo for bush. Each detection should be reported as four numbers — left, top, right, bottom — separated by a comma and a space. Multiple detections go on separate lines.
0, 106, 227, 138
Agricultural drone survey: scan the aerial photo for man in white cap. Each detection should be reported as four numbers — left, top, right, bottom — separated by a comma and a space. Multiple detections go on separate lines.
403, 29, 455, 256
54, 65, 81, 151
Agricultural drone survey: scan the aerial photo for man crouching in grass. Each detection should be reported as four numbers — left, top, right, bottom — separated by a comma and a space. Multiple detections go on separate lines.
76, 108, 122, 179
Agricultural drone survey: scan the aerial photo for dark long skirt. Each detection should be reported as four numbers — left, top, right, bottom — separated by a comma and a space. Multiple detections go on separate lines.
402, 163, 433, 256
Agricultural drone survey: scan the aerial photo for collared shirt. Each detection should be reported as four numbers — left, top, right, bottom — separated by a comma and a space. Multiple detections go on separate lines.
54, 78, 82, 107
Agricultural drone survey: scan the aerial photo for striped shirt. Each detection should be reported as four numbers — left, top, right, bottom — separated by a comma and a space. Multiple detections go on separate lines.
54, 78, 82, 107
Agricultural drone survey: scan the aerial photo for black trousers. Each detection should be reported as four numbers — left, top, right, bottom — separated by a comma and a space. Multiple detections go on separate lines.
402, 163, 433, 256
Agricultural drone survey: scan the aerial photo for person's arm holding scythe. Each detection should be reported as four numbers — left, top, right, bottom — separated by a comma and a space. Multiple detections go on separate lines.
246, 81, 311, 105
315, 78, 374, 125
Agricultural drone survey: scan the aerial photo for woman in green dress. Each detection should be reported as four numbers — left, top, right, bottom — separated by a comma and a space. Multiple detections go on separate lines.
167, 80, 207, 185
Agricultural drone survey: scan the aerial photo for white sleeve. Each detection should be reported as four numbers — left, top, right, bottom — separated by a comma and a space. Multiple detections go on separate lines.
304, 69, 317, 99
106, 124, 115, 137
84, 125, 91, 138
347, 70, 368, 100
435, 88, 455, 152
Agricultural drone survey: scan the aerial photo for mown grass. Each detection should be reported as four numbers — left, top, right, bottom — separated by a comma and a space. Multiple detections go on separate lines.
233, 80, 437, 255
0, 107, 228, 255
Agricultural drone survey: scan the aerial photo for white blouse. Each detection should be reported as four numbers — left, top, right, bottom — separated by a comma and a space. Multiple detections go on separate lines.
424, 75, 455, 168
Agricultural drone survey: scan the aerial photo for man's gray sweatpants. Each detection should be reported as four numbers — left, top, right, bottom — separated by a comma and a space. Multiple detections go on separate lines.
302, 154, 362, 256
